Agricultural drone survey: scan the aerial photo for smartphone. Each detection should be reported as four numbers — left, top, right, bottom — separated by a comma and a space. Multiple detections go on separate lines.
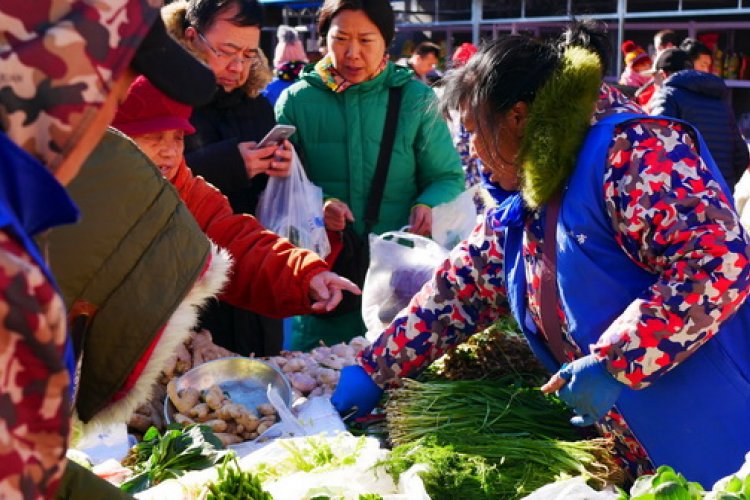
256, 124, 296, 149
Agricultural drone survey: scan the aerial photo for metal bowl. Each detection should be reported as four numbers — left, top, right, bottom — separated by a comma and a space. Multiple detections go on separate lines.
163, 357, 292, 425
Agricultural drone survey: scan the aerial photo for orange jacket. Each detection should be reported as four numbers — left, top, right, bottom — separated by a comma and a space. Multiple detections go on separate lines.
171, 159, 328, 317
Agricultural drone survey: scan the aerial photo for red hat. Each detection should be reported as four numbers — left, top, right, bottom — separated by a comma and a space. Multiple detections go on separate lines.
112, 75, 196, 137
452, 42, 478, 67
621, 40, 651, 68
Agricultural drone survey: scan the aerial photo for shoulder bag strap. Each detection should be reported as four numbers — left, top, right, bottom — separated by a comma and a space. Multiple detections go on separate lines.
364, 86, 403, 231
538, 190, 568, 364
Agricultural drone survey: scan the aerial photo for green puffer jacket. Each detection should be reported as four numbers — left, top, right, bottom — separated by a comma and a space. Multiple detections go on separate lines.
276, 62, 464, 349
275, 62, 464, 237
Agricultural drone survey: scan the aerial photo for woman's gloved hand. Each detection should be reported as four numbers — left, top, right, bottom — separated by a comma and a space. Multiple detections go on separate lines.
330, 365, 383, 419
541, 354, 623, 427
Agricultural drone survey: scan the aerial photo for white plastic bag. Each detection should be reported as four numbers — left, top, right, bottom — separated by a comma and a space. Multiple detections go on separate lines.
363, 231, 449, 340
256, 151, 330, 258
734, 170, 750, 234
521, 477, 620, 500
431, 184, 485, 250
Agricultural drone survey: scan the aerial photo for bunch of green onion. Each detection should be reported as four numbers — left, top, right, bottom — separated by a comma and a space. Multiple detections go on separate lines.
383, 379, 625, 498
386, 378, 581, 445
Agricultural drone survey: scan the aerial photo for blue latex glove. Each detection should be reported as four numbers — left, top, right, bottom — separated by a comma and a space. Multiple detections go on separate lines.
550, 355, 624, 427
330, 365, 384, 419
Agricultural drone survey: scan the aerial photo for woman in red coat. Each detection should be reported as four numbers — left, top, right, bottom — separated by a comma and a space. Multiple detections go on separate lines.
112, 75, 358, 327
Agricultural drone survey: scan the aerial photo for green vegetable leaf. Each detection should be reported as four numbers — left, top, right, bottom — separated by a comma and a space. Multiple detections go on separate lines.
631, 473, 659, 498
142, 426, 161, 442
726, 476, 743, 493
120, 424, 230, 494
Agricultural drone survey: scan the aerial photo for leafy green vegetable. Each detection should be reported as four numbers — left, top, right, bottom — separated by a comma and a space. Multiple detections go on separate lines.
205, 454, 272, 500
706, 473, 750, 499
120, 425, 230, 494
381, 436, 622, 499
629, 466, 704, 500
254, 435, 367, 481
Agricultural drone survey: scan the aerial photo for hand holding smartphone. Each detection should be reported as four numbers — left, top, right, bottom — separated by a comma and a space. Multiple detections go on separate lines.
256, 124, 296, 149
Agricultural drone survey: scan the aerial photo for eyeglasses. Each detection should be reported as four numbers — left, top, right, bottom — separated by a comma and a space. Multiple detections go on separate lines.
197, 32, 261, 66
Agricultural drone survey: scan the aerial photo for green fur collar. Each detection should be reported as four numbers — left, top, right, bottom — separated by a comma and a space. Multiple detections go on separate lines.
518, 47, 602, 208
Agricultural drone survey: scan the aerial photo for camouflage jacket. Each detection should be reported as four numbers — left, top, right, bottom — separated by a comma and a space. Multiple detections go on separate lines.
0, 1, 164, 497
0, 133, 78, 498
358, 85, 750, 476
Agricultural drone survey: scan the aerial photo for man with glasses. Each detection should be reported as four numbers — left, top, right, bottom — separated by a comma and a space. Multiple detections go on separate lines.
196, 30, 262, 73
163, 0, 294, 358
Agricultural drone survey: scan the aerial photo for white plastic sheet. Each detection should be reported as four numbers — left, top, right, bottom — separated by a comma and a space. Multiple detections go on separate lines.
136, 432, 430, 500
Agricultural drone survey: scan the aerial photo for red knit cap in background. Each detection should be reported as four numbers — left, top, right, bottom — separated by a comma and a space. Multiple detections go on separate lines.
452, 42, 478, 67
112, 75, 196, 137
621, 40, 652, 68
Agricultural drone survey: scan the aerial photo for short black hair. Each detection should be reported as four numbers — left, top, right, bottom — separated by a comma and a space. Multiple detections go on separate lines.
318, 0, 395, 45
414, 41, 440, 58
680, 38, 712, 61
186, 0, 263, 33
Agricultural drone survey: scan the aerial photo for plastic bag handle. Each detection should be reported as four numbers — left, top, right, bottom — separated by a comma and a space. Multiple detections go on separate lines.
376, 230, 442, 251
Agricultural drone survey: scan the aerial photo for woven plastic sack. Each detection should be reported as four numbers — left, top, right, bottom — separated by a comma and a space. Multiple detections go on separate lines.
257, 151, 330, 258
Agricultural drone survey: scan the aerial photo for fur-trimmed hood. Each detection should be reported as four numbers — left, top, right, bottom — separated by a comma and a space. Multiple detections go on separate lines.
161, 1, 272, 98
518, 47, 602, 209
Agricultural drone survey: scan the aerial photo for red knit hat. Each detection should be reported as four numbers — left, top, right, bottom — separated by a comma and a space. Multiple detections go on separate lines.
621, 40, 651, 68
113, 75, 196, 137
452, 42, 478, 67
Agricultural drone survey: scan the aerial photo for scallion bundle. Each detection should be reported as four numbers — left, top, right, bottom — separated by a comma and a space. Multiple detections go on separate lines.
383, 379, 625, 498
386, 378, 580, 445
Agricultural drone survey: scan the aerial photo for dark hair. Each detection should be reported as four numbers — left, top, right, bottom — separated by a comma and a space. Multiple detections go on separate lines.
558, 18, 610, 75
317, 0, 395, 45
654, 29, 679, 49
439, 20, 605, 172
439, 35, 559, 168
414, 41, 440, 58
186, 0, 263, 32
680, 38, 712, 61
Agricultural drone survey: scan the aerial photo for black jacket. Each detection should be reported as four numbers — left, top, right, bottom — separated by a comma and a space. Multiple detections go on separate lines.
184, 87, 283, 356
185, 87, 276, 215
650, 70, 749, 189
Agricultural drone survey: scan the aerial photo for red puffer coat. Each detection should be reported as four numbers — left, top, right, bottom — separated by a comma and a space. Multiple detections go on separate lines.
170, 158, 328, 317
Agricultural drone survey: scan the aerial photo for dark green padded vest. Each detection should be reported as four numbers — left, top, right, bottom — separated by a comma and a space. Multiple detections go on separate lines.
45, 128, 210, 423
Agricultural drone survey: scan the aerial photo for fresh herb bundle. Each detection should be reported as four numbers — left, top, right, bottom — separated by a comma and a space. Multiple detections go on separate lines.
386, 378, 581, 445
120, 424, 230, 493
205, 454, 272, 500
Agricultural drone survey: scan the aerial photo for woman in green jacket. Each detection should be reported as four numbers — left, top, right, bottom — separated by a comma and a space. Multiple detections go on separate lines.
276, 0, 464, 350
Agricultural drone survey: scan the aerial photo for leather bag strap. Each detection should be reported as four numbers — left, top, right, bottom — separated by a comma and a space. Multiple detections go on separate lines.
364, 86, 403, 231
538, 191, 568, 364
